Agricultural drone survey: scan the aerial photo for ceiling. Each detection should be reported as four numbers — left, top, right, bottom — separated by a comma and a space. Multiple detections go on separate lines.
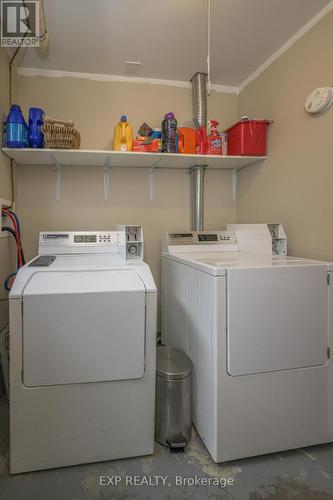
15, 0, 331, 87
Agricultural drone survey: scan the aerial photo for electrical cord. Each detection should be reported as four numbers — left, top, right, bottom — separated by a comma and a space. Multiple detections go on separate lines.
2, 226, 25, 268
3, 210, 19, 237
4, 211, 25, 265
2, 209, 25, 267
2, 226, 16, 239
207, 0, 211, 95
6, 210, 21, 237
2, 225, 18, 266
1, 209, 25, 290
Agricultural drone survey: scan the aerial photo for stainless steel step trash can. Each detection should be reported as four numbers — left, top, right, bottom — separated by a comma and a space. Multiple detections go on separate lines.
155, 346, 192, 449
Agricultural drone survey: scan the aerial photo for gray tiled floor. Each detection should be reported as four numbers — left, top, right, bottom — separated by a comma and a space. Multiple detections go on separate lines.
1, 395, 333, 499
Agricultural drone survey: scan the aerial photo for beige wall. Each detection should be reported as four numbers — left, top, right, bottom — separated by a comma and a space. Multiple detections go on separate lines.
16, 76, 238, 321
0, 48, 16, 328
237, 10, 333, 261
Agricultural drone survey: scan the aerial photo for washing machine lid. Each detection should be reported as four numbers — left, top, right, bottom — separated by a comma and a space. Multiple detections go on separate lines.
162, 251, 332, 276
10, 254, 157, 296
22, 269, 146, 386
23, 268, 144, 295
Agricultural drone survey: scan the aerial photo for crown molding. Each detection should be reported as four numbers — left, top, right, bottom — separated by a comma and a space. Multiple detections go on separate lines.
17, 67, 239, 94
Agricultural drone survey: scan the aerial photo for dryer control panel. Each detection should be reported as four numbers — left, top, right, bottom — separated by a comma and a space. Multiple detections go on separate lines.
168, 231, 237, 244
162, 230, 238, 254
227, 223, 287, 255
163, 224, 287, 255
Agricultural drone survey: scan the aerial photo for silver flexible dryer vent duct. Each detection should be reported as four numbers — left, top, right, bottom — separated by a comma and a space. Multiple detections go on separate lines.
191, 72, 208, 231
191, 72, 208, 128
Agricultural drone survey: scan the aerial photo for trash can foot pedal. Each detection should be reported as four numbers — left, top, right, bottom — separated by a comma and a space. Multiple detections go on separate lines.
166, 438, 187, 452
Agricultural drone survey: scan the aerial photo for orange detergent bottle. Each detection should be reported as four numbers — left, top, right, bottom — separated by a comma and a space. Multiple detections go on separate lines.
113, 115, 133, 152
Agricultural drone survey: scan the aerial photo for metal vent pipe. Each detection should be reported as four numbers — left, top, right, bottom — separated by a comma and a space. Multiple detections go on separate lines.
191, 166, 206, 231
191, 72, 208, 128
191, 73, 207, 231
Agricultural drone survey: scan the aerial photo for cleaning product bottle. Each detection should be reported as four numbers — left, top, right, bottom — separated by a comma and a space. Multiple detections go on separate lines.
207, 120, 222, 155
161, 112, 177, 153
28, 107, 45, 148
113, 115, 133, 152
178, 127, 196, 154
152, 128, 162, 152
196, 126, 207, 155
5, 105, 28, 148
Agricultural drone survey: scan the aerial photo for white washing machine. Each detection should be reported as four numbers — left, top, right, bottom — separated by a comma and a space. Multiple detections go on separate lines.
161, 224, 333, 462
9, 227, 157, 473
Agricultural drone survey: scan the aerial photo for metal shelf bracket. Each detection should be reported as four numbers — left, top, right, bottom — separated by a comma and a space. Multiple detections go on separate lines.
148, 159, 161, 203
103, 156, 111, 202
51, 155, 61, 202
232, 168, 237, 202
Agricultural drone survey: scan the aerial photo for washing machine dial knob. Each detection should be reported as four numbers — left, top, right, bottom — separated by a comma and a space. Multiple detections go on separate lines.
128, 244, 138, 255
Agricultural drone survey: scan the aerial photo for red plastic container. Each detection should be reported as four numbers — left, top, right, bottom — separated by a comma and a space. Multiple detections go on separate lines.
225, 119, 272, 156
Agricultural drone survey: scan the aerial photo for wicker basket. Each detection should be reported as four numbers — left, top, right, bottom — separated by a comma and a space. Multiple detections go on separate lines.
42, 116, 81, 149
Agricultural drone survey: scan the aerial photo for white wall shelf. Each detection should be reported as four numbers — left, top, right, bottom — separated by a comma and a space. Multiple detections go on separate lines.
2, 148, 266, 202
2, 148, 266, 170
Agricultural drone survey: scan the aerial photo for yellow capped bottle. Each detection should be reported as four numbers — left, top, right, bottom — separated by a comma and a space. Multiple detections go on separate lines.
113, 115, 133, 152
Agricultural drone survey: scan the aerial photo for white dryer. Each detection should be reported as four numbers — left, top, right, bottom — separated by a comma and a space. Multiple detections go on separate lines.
9, 228, 157, 473
161, 226, 333, 462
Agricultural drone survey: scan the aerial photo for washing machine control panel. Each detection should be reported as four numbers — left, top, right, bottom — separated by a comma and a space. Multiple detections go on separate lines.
39, 227, 144, 259
39, 231, 120, 255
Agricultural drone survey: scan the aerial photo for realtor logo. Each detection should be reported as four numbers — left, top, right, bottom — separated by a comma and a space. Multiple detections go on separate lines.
1, 0, 40, 47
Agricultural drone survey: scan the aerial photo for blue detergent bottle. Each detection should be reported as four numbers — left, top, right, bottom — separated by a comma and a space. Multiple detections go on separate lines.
28, 107, 45, 148
6, 105, 28, 148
